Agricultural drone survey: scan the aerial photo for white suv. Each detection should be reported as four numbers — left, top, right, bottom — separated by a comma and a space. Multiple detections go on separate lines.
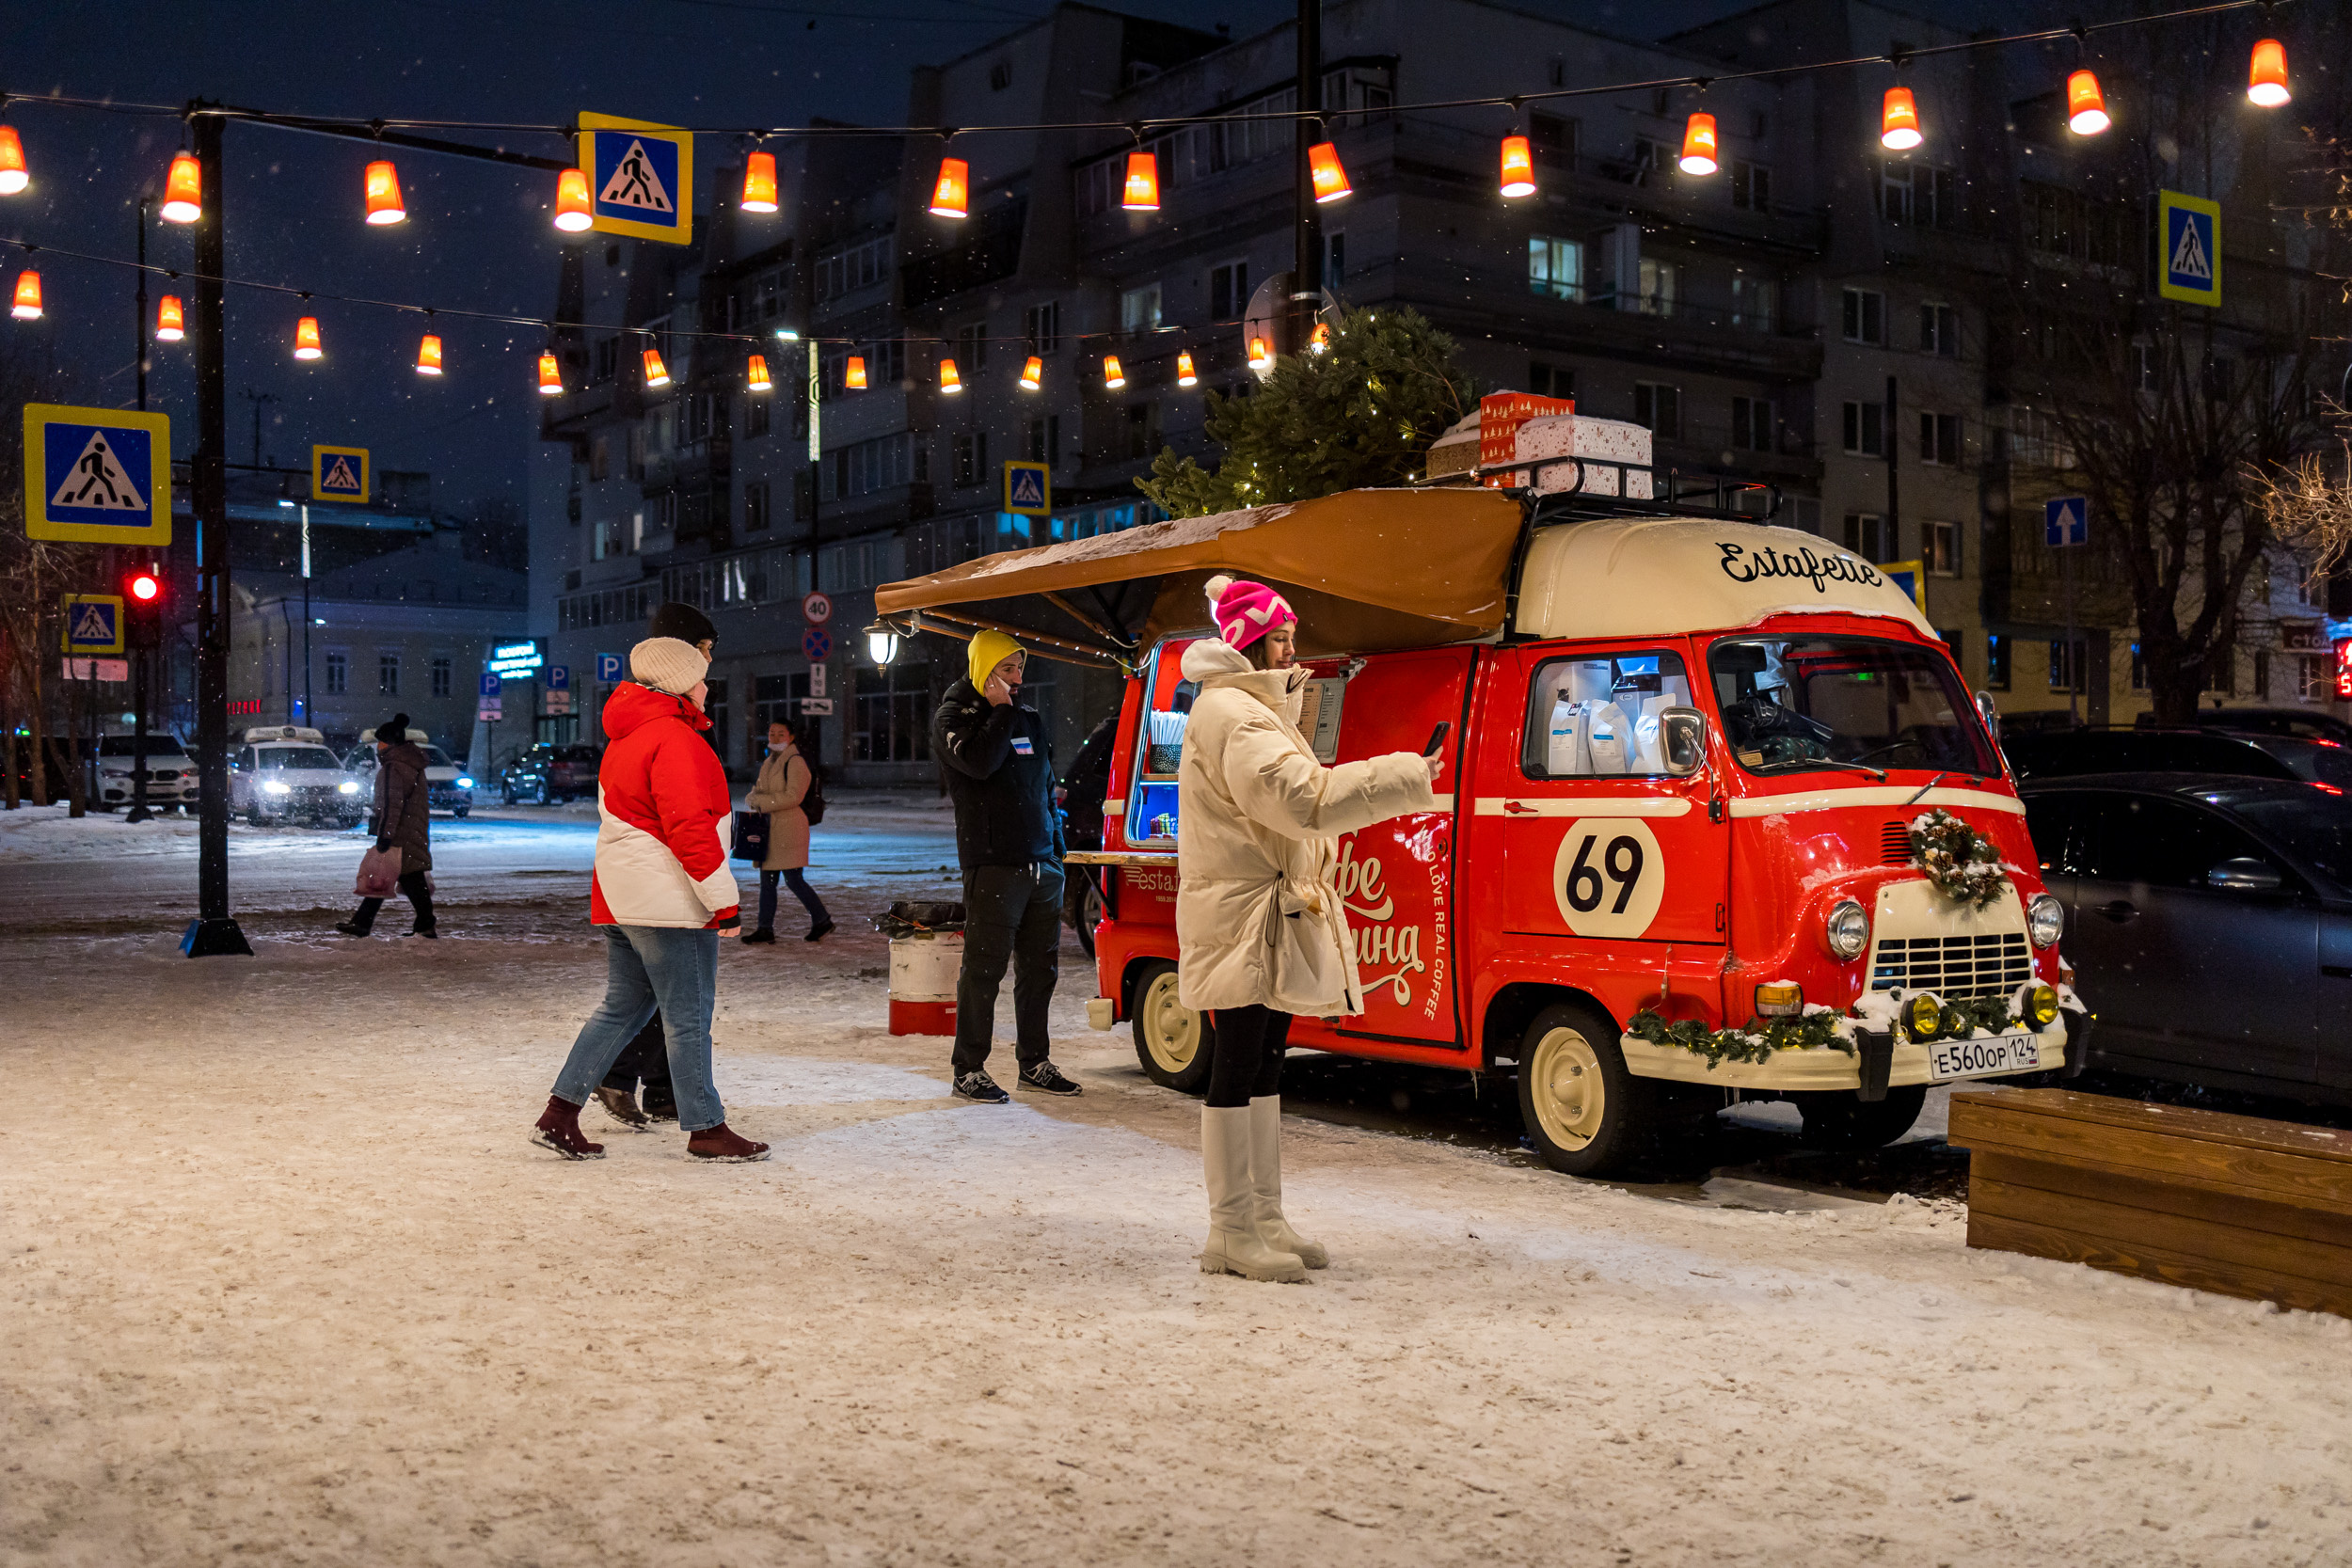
97, 733, 199, 810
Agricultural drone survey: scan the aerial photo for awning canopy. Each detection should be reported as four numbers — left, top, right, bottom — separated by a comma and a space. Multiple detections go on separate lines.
872, 487, 1527, 665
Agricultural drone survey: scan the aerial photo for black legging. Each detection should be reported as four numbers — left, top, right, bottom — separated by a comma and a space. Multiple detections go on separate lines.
1207, 1006, 1292, 1108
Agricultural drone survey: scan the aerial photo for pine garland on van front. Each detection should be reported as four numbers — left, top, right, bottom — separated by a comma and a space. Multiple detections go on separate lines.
1909, 808, 2010, 910
1625, 1007, 1853, 1069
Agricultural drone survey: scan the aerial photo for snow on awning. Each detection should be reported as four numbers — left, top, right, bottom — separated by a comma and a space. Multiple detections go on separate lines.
872, 487, 1527, 662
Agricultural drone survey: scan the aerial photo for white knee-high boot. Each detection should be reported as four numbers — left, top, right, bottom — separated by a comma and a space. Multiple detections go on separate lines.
1201, 1106, 1307, 1282
1248, 1096, 1328, 1269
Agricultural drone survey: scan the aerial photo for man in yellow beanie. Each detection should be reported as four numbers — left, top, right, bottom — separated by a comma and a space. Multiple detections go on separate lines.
930, 629, 1079, 1102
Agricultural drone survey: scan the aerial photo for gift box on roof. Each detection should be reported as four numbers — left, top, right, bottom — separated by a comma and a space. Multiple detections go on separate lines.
1514, 414, 1655, 498
1423, 411, 1481, 479
1477, 391, 1575, 469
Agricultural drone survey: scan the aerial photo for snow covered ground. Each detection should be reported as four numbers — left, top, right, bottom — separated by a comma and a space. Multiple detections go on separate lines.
3, 800, 2349, 1566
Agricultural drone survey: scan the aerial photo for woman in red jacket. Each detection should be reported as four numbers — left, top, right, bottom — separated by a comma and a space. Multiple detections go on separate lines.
532, 637, 770, 1163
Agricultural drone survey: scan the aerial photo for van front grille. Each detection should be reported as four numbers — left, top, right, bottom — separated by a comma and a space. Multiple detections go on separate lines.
1867, 932, 2030, 1001
1881, 820, 1914, 864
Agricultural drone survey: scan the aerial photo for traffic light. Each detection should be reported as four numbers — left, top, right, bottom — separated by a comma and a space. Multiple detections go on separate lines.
123, 566, 164, 649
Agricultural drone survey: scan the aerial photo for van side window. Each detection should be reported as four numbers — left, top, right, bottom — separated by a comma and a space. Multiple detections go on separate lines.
1128, 639, 1198, 841
1524, 651, 1691, 777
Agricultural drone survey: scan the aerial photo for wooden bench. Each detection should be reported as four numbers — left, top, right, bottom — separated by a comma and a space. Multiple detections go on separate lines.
1947, 1085, 2352, 1320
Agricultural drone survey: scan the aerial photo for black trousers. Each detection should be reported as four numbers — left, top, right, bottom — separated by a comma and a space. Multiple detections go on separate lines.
952, 862, 1063, 1076
350, 869, 435, 934
1206, 1006, 1292, 1109
601, 1012, 675, 1097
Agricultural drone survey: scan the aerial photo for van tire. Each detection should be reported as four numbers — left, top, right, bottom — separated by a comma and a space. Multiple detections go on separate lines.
1516, 1001, 1652, 1177
1131, 959, 1214, 1094
1795, 1085, 1926, 1150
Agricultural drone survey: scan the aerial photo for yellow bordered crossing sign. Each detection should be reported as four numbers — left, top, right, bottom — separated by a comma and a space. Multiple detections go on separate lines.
312, 444, 371, 503
1004, 460, 1051, 517
62, 594, 126, 655
578, 113, 692, 245
23, 404, 172, 544
2157, 190, 2221, 307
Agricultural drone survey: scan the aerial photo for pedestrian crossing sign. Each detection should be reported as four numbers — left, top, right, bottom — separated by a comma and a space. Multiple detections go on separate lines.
311, 444, 371, 504
22, 404, 172, 544
1004, 460, 1051, 517
2158, 190, 2221, 307
61, 594, 125, 655
579, 112, 692, 245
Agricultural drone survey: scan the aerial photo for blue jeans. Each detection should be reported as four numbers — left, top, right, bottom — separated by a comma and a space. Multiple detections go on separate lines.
756, 868, 829, 932
552, 926, 726, 1132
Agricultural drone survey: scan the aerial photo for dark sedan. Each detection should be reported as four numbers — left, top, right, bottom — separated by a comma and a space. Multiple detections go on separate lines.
496, 743, 601, 805
2007, 725, 2352, 789
2020, 772, 2352, 1105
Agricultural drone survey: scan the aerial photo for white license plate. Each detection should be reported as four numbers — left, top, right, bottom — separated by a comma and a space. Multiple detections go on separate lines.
1927, 1030, 2041, 1083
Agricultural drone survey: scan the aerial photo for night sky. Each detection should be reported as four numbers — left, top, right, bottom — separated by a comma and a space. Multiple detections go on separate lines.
3, 0, 1810, 517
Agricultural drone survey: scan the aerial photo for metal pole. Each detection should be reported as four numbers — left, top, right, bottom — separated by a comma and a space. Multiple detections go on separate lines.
300, 503, 310, 724
1884, 373, 1899, 561
127, 640, 152, 823
186, 107, 249, 957
1293, 0, 1323, 344
135, 198, 150, 413
2064, 546, 2079, 727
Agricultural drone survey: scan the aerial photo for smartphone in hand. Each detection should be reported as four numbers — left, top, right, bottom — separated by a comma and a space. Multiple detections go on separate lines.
1422, 721, 1452, 756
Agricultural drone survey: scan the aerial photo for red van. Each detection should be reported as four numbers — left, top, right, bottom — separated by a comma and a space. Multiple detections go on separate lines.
879, 487, 2088, 1175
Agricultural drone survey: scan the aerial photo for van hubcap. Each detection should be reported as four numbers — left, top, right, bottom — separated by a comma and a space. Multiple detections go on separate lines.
1141, 972, 1200, 1074
1530, 1027, 1605, 1150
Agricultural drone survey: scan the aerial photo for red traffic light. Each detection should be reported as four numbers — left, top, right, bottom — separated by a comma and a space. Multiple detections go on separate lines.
128, 572, 162, 603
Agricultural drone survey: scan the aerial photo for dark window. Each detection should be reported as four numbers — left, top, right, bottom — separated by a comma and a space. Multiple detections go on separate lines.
1523, 650, 1692, 777
325, 652, 347, 695
1530, 362, 1573, 400
1731, 159, 1771, 212
1920, 302, 1959, 356
1842, 288, 1885, 345
431, 657, 452, 698
704, 679, 729, 764
1731, 395, 1772, 452
1986, 634, 2010, 690
378, 654, 400, 696
2080, 795, 2278, 889
746, 397, 771, 437
1918, 412, 1962, 465
2022, 793, 2086, 876
1123, 401, 1163, 461
1026, 416, 1059, 466
1842, 401, 1885, 457
1210, 261, 1248, 322
956, 320, 989, 371
1842, 513, 1896, 562
1633, 382, 1680, 438
853, 660, 933, 763
1024, 301, 1060, 356
1529, 112, 1577, 169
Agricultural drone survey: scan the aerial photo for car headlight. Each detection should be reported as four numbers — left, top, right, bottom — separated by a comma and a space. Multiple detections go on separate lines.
339, 781, 359, 794
2026, 893, 2063, 949
1902, 992, 1943, 1041
455, 776, 474, 789
1824, 898, 1870, 960
2022, 983, 2060, 1028
262, 781, 291, 796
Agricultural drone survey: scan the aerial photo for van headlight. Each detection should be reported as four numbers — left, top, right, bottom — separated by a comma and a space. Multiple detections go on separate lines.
262, 781, 291, 796
339, 781, 359, 795
456, 776, 474, 789
2022, 983, 2060, 1028
1902, 992, 1944, 1041
2026, 893, 2064, 948
1824, 898, 1870, 960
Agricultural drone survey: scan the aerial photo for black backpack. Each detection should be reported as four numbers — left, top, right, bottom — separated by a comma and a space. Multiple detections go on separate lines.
800, 757, 826, 826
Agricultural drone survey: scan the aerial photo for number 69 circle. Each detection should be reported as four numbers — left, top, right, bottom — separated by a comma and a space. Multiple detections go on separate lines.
1549, 818, 1666, 938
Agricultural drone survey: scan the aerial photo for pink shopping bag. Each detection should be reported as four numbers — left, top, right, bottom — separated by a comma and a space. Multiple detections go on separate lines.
355, 844, 403, 898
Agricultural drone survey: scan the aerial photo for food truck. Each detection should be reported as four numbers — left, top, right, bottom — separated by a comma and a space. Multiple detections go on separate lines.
875, 484, 2089, 1176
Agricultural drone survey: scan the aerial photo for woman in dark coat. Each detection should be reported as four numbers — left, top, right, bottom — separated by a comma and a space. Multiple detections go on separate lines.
336, 713, 437, 938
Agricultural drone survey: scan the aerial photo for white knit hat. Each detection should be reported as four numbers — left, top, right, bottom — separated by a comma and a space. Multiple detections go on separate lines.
629, 636, 709, 696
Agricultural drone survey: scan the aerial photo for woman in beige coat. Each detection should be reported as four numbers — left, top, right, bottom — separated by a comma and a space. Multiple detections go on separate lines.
1177, 576, 1438, 1282
742, 719, 833, 942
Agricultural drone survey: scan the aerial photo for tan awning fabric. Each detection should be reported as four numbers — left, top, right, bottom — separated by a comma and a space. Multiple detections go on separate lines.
873, 487, 1526, 659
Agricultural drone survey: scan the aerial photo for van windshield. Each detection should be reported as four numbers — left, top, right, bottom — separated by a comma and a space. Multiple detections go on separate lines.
1708, 635, 1997, 779
257, 747, 342, 770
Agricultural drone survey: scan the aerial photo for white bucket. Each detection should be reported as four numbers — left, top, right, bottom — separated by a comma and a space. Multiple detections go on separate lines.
888, 931, 963, 1036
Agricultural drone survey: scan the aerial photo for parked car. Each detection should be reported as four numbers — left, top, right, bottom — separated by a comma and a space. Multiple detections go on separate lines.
2004, 725, 2352, 788
497, 743, 600, 804
2020, 771, 2352, 1106
2140, 706, 2352, 746
95, 733, 199, 811
228, 726, 366, 828
346, 730, 474, 817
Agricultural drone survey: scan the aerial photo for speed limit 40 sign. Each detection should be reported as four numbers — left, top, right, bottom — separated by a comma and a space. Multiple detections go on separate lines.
802, 591, 833, 625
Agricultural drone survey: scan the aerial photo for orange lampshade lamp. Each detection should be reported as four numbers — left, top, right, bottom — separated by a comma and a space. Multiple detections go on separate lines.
642, 347, 670, 388
1679, 113, 1720, 176
1020, 355, 1043, 390
1121, 150, 1160, 211
294, 316, 323, 359
1310, 322, 1333, 355
845, 354, 868, 390
10, 269, 40, 320
2066, 71, 2110, 135
161, 151, 202, 223
537, 353, 564, 395
741, 150, 779, 214
1880, 87, 1922, 150
154, 294, 185, 341
2249, 39, 2290, 107
938, 357, 962, 394
1175, 350, 1197, 387
553, 167, 594, 231
364, 159, 405, 225
1307, 141, 1350, 203
1499, 134, 1535, 198
929, 156, 969, 218
1248, 335, 1273, 371
415, 333, 442, 375
1103, 354, 1125, 388
747, 354, 772, 391
0, 126, 27, 195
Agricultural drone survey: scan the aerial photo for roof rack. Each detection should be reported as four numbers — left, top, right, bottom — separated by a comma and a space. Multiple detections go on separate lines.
1418, 452, 1781, 525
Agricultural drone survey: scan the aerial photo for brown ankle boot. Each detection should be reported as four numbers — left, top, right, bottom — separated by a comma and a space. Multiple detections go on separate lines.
530, 1095, 606, 1160
687, 1122, 771, 1163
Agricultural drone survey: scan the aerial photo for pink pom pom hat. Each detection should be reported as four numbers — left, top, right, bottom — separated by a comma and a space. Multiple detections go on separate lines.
1204, 574, 1297, 652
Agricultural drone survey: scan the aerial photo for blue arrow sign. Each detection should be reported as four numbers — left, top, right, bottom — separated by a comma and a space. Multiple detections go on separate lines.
2045, 496, 2088, 547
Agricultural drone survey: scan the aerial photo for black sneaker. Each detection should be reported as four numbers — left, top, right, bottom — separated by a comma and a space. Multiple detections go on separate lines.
740, 928, 776, 945
953, 1070, 1010, 1104
333, 921, 371, 937
804, 919, 835, 942
1018, 1062, 1083, 1097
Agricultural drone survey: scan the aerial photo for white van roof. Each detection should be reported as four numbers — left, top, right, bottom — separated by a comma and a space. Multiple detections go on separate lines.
245, 725, 328, 745
1514, 516, 1935, 641
356, 728, 431, 747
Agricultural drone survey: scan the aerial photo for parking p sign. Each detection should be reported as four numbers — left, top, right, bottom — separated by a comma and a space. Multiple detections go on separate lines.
596, 652, 625, 685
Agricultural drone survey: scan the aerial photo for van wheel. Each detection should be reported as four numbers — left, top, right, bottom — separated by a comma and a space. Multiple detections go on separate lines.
1131, 960, 1214, 1094
1795, 1085, 1926, 1150
1516, 1001, 1652, 1177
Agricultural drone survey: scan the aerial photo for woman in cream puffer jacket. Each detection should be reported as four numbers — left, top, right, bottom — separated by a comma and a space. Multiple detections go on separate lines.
1176, 575, 1436, 1282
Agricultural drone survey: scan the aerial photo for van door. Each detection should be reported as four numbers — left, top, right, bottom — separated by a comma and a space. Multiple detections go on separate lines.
1484, 644, 1725, 945
1324, 646, 1471, 1045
